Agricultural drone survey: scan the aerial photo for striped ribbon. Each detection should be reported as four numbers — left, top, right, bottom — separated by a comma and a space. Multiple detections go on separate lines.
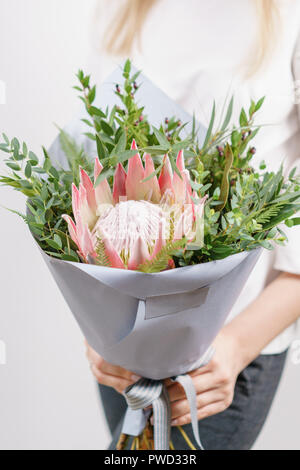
123, 375, 204, 450
124, 378, 171, 450
171, 374, 204, 450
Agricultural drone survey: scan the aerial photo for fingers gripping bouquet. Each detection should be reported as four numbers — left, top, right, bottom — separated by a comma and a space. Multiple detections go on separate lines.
1, 61, 300, 450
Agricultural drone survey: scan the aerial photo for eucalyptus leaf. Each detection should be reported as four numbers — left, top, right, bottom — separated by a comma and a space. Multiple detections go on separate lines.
25, 162, 32, 178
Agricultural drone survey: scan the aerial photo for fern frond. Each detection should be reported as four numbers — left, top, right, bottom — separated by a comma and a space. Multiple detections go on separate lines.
138, 238, 186, 274
5, 208, 29, 223
256, 203, 284, 224
95, 237, 111, 267
59, 129, 93, 183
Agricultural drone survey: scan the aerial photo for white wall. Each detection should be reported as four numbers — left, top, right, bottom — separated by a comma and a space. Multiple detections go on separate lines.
0, 0, 299, 450
0, 0, 110, 450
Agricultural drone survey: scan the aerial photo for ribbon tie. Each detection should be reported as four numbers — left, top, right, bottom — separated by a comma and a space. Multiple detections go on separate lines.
122, 346, 215, 450
122, 374, 207, 450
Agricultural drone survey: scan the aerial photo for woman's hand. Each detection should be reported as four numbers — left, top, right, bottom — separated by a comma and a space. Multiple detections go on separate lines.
165, 271, 300, 427
86, 343, 141, 394
165, 330, 243, 427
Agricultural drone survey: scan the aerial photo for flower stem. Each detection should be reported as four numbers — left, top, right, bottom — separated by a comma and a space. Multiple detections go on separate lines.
116, 433, 129, 451
177, 426, 197, 450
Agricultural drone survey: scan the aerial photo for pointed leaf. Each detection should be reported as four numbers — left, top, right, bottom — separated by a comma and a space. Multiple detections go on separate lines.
221, 96, 234, 131
203, 101, 216, 149
100, 120, 114, 136
152, 126, 170, 149
96, 134, 108, 160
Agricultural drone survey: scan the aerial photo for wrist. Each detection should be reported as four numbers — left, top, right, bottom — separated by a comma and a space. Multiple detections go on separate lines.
215, 327, 250, 376
221, 323, 257, 373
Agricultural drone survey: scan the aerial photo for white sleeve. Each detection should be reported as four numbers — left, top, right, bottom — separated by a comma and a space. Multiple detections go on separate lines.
274, 33, 300, 274
274, 222, 300, 274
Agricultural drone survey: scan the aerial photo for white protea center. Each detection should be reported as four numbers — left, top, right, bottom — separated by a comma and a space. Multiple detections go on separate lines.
94, 200, 163, 262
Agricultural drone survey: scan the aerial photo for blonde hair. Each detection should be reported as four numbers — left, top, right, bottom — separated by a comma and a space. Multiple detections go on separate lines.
250, 0, 280, 75
103, 0, 280, 75
104, 0, 158, 56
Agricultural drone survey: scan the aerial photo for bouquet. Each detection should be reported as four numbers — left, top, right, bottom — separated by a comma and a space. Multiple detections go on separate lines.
1, 60, 300, 450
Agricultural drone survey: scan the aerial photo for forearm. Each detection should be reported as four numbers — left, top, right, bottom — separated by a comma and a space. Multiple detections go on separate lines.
167, 272, 300, 426
223, 272, 300, 373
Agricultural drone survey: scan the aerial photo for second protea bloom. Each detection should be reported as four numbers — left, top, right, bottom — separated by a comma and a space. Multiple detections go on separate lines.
63, 140, 206, 270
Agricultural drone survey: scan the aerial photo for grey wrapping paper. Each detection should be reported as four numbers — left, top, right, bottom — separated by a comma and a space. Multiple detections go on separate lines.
40, 248, 261, 380
33, 65, 262, 380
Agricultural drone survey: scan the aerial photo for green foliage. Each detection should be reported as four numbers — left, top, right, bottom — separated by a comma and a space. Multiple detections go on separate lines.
58, 128, 93, 185
138, 239, 186, 273
75, 65, 191, 184
216, 144, 233, 211
0, 61, 299, 268
95, 238, 111, 267
0, 133, 80, 262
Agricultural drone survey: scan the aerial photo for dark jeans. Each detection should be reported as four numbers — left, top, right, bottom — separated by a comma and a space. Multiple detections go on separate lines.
99, 351, 288, 450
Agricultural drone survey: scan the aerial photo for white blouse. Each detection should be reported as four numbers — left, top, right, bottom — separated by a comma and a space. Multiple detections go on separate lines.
89, 0, 300, 354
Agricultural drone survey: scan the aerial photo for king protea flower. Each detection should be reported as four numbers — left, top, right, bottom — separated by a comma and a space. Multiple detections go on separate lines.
63, 140, 206, 270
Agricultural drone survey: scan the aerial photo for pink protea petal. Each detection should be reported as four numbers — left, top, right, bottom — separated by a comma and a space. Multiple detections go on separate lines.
151, 220, 166, 259
62, 214, 79, 247
94, 157, 102, 181
83, 225, 96, 256
76, 225, 97, 262
173, 171, 186, 204
79, 183, 88, 216
128, 236, 151, 270
173, 212, 185, 240
144, 153, 161, 203
191, 198, 207, 247
192, 193, 208, 215
79, 183, 88, 210
183, 203, 196, 238
72, 184, 80, 222
126, 140, 146, 200
71, 219, 96, 263
79, 183, 97, 229
182, 170, 193, 204
173, 150, 190, 204
94, 158, 113, 206
176, 150, 185, 172
80, 168, 97, 212
113, 163, 127, 204
79, 183, 87, 204
74, 215, 85, 253
195, 195, 208, 218
100, 232, 125, 269
159, 155, 174, 197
